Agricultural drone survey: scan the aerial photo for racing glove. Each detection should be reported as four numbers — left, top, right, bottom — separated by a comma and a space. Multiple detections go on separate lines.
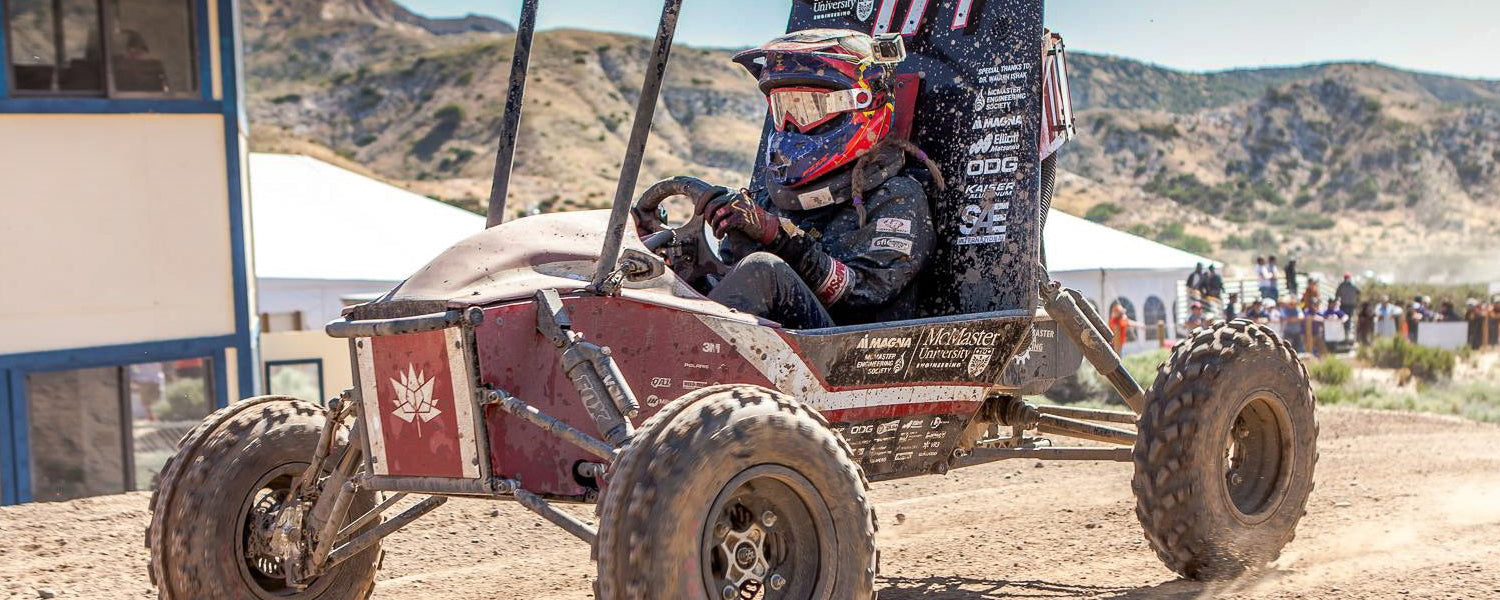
705, 189, 780, 246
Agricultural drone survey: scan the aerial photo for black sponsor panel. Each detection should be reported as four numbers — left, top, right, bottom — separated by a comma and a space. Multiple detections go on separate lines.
789, 315, 1030, 387
829, 412, 970, 480
778, 0, 1047, 318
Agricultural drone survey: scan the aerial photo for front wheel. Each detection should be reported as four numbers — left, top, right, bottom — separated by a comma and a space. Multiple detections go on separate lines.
1132, 321, 1319, 580
147, 397, 380, 600
595, 385, 877, 599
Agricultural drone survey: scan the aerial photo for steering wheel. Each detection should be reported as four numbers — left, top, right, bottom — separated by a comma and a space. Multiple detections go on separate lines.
632, 177, 733, 287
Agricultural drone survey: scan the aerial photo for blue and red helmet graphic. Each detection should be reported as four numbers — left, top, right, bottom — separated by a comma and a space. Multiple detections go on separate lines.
734, 29, 901, 189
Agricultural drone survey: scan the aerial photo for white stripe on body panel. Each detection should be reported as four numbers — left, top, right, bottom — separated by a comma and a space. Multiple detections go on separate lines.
695, 315, 989, 412
355, 339, 390, 476
899, 0, 932, 36
872, 0, 900, 34
444, 328, 481, 479
951, 0, 975, 30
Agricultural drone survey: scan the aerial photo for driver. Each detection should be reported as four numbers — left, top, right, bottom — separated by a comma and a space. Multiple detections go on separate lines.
702, 29, 938, 329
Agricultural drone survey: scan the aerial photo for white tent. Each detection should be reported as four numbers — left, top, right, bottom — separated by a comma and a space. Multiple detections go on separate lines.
250, 153, 484, 329
1044, 210, 1219, 354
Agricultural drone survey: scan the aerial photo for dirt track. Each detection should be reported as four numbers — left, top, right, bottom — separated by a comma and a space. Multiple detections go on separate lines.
3, 406, 1498, 599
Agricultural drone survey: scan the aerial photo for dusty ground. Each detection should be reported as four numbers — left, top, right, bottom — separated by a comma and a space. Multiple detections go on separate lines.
3, 406, 1498, 599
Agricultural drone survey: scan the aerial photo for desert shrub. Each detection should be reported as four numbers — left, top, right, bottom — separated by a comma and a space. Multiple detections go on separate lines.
1358, 336, 1455, 381
1307, 356, 1352, 386
1138, 122, 1180, 139
433, 104, 466, 123
1085, 202, 1122, 223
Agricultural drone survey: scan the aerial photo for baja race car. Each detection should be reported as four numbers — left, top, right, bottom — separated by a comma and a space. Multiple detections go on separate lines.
146, 1, 1318, 598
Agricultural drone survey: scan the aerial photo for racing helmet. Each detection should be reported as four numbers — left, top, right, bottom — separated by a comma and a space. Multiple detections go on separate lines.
734, 29, 905, 191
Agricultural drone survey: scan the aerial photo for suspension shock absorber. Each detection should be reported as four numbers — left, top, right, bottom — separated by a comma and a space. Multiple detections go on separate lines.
535, 289, 640, 445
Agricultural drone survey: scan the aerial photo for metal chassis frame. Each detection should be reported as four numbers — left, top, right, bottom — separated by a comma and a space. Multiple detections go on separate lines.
300, 0, 1164, 565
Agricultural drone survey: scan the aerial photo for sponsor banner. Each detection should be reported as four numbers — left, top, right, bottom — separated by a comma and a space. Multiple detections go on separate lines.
802, 317, 1028, 387
828, 409, 971, 480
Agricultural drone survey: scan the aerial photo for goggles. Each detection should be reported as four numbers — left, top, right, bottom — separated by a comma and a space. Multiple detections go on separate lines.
767, 87, 874, 133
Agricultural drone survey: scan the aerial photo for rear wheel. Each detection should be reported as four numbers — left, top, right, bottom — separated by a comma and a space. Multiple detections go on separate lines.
147, 397, 380, 599
595, 385, 877, 599
1132, 321, 1318, 580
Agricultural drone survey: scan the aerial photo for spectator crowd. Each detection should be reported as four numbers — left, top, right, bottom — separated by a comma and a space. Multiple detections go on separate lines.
1179, 257, 1500, 355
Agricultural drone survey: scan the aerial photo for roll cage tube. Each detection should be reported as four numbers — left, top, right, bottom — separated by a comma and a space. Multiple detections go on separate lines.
591, 0, 685, 291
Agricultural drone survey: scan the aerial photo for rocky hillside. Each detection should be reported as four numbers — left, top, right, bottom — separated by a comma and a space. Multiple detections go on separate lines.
242, 0, 1500, 280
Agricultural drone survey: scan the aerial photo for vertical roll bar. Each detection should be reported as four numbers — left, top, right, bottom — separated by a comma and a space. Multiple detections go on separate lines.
591, 0, 684, 289
485, 0, 540, 228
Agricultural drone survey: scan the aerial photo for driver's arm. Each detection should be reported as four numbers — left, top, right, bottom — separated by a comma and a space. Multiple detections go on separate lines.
768, 177, 933, 308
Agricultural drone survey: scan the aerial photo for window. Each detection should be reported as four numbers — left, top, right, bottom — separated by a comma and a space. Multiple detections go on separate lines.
5, 0, 198, 97
266, 360, 324, 404
1143, 296, 1167, 341
27, 358, 213, 501
260, 310, 306, 333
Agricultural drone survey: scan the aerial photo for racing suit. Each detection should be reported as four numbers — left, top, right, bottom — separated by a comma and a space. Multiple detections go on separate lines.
711, 154, 935, 329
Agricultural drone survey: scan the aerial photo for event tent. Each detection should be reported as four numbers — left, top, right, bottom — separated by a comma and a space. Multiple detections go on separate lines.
1044, 210, 1219, 354
251, 153, 484, 330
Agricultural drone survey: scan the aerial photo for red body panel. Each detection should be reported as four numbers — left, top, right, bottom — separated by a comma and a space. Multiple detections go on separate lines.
361, 331, 468, 478
474, 295, 773, 498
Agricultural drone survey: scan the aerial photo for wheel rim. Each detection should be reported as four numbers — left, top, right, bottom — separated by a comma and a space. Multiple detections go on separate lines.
1222, 392, 1294, 523
701, 465, 835, 600
235, 462, 321, 599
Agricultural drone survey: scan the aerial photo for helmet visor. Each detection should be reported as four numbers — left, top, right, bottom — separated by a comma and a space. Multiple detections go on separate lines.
767, 87, 873, 133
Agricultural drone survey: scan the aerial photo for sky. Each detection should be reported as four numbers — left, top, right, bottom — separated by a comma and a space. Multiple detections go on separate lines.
400, 0, 1500, 80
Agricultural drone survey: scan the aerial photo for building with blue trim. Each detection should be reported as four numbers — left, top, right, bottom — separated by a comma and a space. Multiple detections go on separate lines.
0, 0, 255, 504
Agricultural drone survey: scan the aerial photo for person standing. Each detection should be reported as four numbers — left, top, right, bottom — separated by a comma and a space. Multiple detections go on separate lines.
1357, 301, 1376, 345
1406, 297, 1424, 342
1467, 299, 1484, 349
1186, 263, 1205, 299
1225, 292, 1240, 320
1109, 303, 1135, 354
1301, 277, 1321, 311
1256, 256, 1272, 299
1335, 272, 1359, 337
1284, 258, 1300, 298
1202, 265, 1224, 301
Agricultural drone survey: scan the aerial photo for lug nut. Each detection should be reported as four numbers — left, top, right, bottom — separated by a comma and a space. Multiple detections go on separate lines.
769, 574, 786, 590
722, 584, 737, 600
761, 511, 777, 528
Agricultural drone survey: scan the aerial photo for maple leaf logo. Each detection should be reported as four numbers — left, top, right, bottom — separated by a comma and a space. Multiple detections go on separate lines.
390, 365, 442, 435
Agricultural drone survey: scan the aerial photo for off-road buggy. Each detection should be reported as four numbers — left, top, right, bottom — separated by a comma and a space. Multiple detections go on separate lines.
147, 1, 1318, 598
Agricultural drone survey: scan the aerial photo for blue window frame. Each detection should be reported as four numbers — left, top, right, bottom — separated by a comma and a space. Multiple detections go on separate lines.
0, 335, 234, 504
264, 359, 325, 405
0, 0, 217, 108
